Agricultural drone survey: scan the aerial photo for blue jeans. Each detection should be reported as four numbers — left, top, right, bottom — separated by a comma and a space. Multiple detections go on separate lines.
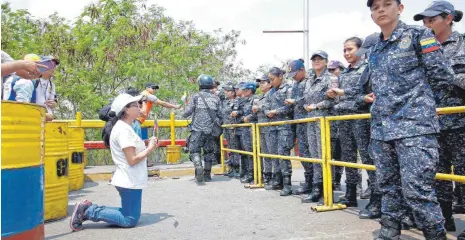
84, 187, 142, 228
132, 120, 142, 138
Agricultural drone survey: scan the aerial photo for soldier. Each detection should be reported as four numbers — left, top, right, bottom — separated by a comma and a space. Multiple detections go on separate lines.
231, 82, 248, 179
329, 37, 374, 209
284, 59, 314, 195
300, 50, 337, 203
237, 82, 258, 183
182, 74, 222, 183
366, 0, 455, 238
251, 74, 276, 188
221, 82, 241, 178
265, 67, 294, 196
414, 0, 465, 234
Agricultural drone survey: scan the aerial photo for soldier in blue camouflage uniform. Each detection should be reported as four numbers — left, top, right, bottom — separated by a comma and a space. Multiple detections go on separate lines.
231, 82, 248, 179
284, 59, 314, 195
250, 75, 276, 188
366, 0, 455, 239
300, 51, 337, 203
237, 82, 258, 184
265, 67, 294, 196
221, 82, 241, 178
182, 74, 222, 183
415, 1, 465, 234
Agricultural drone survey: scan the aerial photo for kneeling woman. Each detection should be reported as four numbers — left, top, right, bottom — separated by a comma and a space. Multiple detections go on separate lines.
70, 93, 158, 231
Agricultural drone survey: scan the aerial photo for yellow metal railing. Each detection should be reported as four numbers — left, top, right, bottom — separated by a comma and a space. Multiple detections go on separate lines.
316, 106, 465, 212
220, 123, 259, 188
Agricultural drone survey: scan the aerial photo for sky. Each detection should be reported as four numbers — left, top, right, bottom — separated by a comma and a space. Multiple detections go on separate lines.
3, 0, 465, 72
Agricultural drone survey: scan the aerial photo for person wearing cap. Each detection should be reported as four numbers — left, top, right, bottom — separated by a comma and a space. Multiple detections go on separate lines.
133, 82, 180, 166
233, 82, 257, 184
299, 50, 336, 203
264, 67, 294, 196
414, 1, 465, 234
231, 81, 249, 179
327, 60, 345, 77
221, 82, 241, 178
3, 53, 42, 103
366, 0, 455, 238
183, 74, 222, 183
251, 75, 276, 188
34, 55, 60, 121
283, 59, 314, 195
70, 93, 158, 232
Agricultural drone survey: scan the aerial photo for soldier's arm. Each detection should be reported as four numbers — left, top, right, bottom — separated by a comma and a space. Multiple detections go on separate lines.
182, 96, 196, 118
416, 29, 455, 86
315, 77, 336, 109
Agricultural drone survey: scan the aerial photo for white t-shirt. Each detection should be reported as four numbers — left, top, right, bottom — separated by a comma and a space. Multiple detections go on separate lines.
35, 78, 56, 114
110, 120, 148, 189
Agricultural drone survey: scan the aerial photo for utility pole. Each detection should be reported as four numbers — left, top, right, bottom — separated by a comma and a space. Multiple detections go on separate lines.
262, 0, 310, 67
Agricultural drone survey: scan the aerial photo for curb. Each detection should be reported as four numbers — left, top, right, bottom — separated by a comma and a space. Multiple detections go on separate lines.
84, 161, 303, 182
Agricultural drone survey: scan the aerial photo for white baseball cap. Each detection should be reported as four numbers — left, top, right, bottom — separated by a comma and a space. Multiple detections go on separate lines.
110, 93, 143, 115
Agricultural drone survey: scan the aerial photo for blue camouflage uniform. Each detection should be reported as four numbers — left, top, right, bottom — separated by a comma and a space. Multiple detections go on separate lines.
291, 77, 314, 186
221, 95, 241, 174
304, 68, 337, 184
182, 90, 222, 176
368, 20, 455, 231
232, 95, 248, 178
265, 81, 294, 177
431, 31, 465, 225
240, 93, 258, 181
334, 61, 377, 193
249, 91, 278, 176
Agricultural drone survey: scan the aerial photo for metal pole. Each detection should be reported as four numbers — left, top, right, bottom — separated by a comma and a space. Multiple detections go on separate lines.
76, 112, 82, 127
170, 111, 175, 146
303, 0, 309, 66
305, 0, 310, 65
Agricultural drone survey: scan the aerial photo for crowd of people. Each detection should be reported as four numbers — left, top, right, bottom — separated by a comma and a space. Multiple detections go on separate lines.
4, 0, 463, 239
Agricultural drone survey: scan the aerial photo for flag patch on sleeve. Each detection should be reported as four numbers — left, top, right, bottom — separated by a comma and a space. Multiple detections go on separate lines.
420, 37, 440, 53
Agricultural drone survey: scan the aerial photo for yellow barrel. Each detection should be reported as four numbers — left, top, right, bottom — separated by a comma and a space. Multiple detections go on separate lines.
44, 122, 69, 221
68, 127, 85, 191
1, 101, 45, 240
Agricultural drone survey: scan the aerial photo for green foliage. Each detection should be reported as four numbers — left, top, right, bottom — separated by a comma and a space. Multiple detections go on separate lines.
2, 0, 249, 121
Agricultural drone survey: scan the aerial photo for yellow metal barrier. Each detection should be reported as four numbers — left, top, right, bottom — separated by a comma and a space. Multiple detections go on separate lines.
312, 106, 465, 212
255, 117, 333, 198
220, 123, 258, 188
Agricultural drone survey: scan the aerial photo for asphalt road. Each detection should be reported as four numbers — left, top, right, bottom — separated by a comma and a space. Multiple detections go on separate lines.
45, 168, 463, 240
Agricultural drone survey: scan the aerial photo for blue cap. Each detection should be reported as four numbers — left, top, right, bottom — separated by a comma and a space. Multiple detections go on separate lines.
328, 60, 345, 70
240, 82, 257, 91
223, 82, 235, 91
286, 59, 305, 78
310, 50, 328, 60
367, 0, 400, 7
414, 1, 462, 21
256, 74, 270, 83
41, 55, 60, 65
356, 33, 379, 57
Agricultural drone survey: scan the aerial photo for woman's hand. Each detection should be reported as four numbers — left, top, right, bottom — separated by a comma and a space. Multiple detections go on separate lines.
148, 137, 158, 151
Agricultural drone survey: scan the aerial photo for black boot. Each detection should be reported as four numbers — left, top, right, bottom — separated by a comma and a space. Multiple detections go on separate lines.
458, 230, 465, 240
360, 180, 371, 199
359, 194, 381, 219
280, 175, 293, 196
454, 185, 465, 214
422, 227, 447, 240
234, 166, 241, 179
375, 217, 401, 240
265, 173, 275, 190
334, 172, 342, 191
439, 200, 456, 232
338, 184, 358, 207
263, 172, 272, 185
302, 183, 323, 203
240, 171, 254, 183
204, 170, 212, 182
227, 167, 234, 178
293, 174, 312, 195
190, 153, 204, 183
271, 172, 283, 190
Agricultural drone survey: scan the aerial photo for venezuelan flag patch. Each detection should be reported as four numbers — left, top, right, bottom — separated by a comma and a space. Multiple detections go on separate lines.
420, 37, 440, 53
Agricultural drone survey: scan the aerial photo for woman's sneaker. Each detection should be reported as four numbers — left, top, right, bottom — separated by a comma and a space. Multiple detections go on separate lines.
70, 199, 92, 232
